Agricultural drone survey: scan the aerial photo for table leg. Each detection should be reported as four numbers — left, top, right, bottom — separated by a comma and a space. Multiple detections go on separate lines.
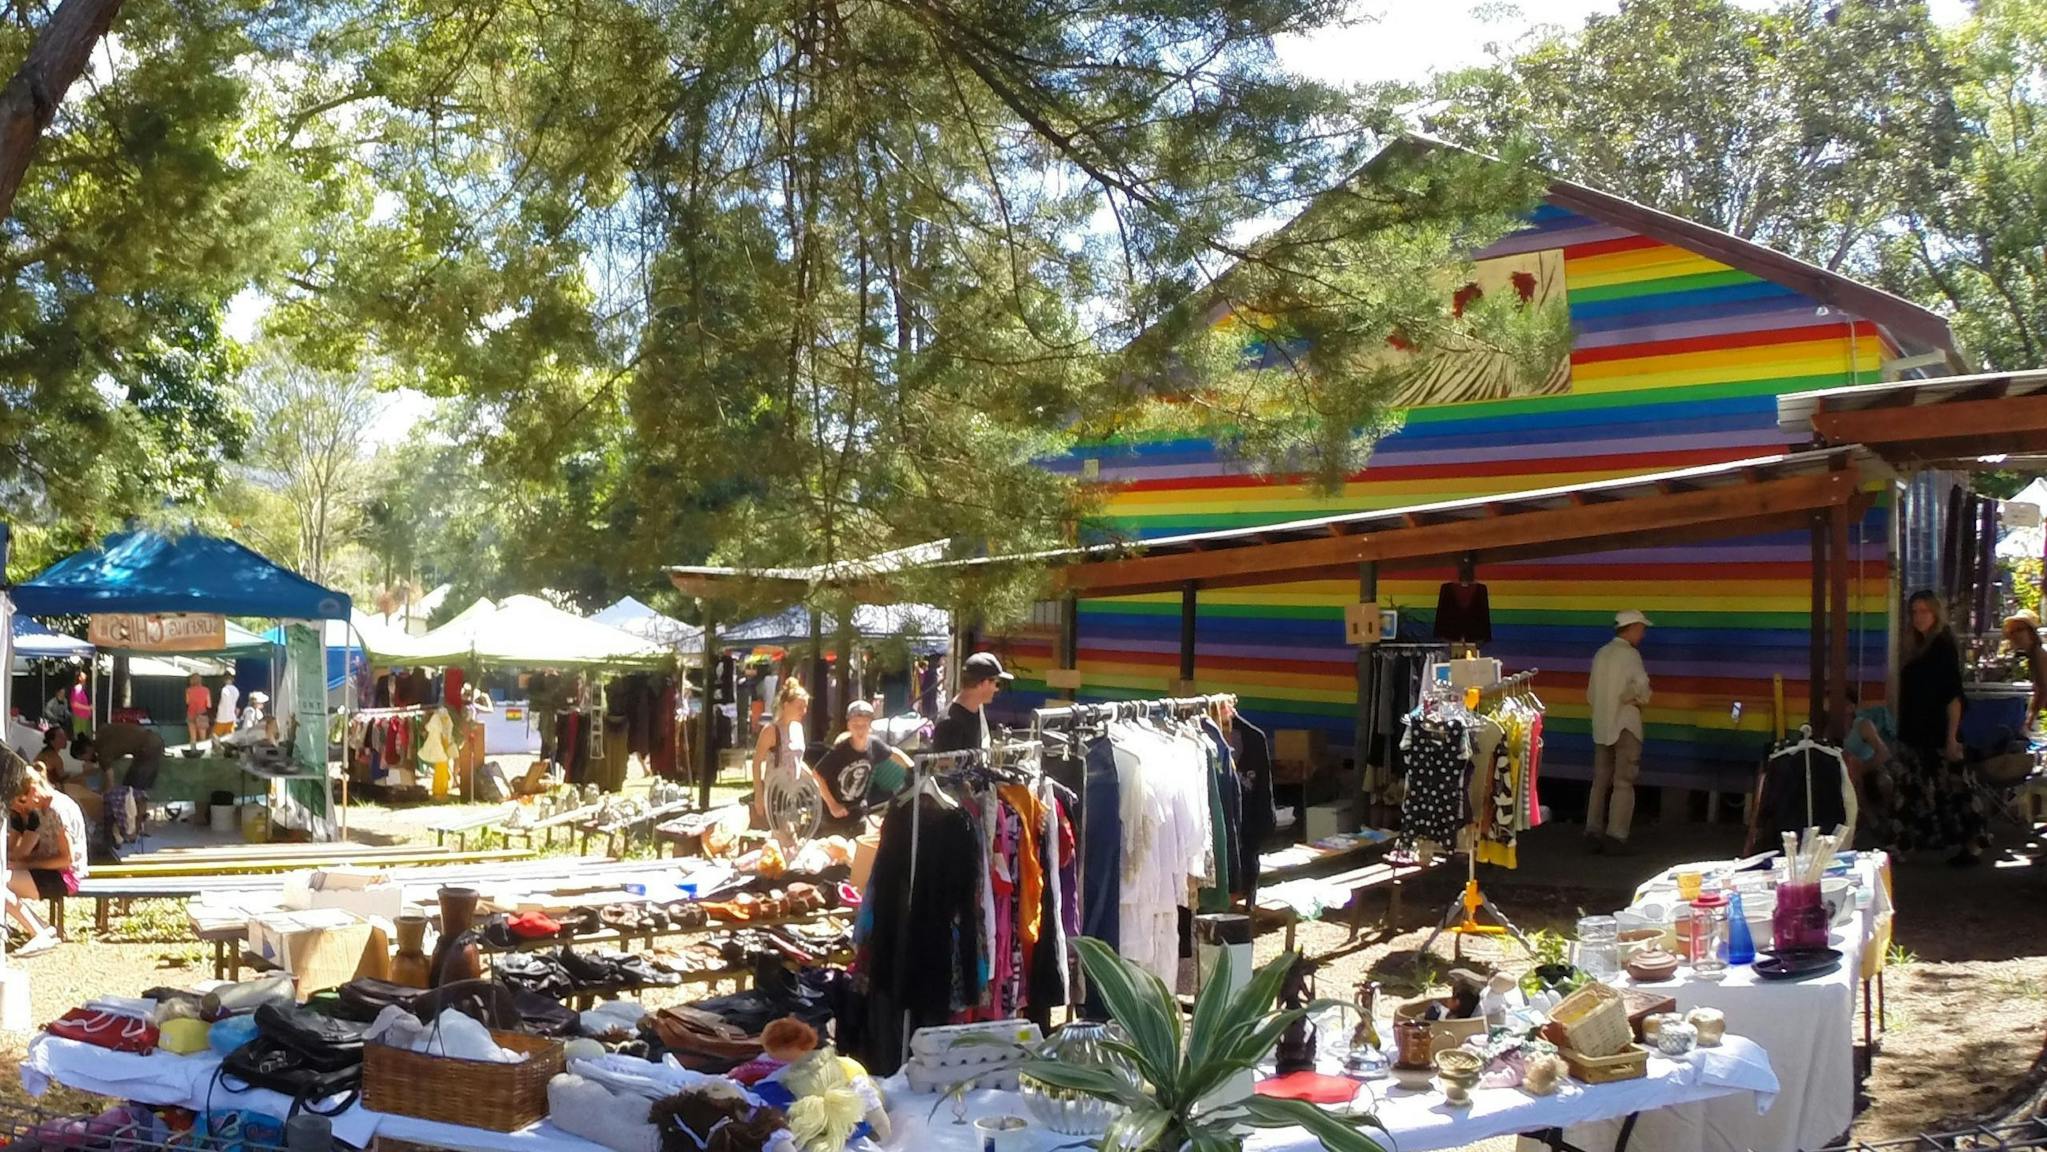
212, 939, 227, 982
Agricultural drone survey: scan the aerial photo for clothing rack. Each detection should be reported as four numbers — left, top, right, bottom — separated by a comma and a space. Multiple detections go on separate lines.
350, 704, 436, 719
1029, 692, 1239, 731
1411, 668, 1544, 968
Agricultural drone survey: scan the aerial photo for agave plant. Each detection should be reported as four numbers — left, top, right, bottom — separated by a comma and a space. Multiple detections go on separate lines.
1012, 937, 1388, 1152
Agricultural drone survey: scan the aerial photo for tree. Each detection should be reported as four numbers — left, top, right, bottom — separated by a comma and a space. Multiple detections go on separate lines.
0, 0, 126, 220
263, 0, 1550, 622
1879, 0, 2047, 369
236, 351, 387, 585
1421, 0, 1959, 272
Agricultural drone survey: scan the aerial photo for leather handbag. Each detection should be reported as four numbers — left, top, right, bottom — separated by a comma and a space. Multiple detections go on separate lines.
253, 1002, 365, 1072
649, 1006, 761, 1072
47, 1008, 158, 1054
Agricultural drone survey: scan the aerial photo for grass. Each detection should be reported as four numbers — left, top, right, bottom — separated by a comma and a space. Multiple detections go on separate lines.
1887, 943, 1919, 968
88, 899, 190, 945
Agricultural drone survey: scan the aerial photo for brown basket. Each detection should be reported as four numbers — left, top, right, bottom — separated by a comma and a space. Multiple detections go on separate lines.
1561, 1043, 1649, 1084
362, 1029, 564, 1131
1550, 982, 1632, 1058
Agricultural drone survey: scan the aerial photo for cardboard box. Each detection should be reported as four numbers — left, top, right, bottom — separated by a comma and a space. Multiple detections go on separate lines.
1273, 729, 1327, 766
281, 868, 404, 923
246, 909, 376, 997
1305, 803, 1356, 842
851, 833, 881, 890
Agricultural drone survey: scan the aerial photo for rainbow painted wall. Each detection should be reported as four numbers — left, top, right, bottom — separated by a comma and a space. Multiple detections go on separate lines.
991, 201, 1905, 791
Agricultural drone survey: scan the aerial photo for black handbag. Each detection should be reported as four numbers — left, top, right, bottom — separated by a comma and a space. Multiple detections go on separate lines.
215, 1004, 368, 1116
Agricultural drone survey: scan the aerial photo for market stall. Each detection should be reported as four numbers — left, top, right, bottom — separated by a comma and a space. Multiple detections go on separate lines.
8, 530, 350, 839
353, 595, 674, 796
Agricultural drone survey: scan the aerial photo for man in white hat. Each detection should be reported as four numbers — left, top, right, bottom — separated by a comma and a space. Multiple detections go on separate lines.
1586, 610, 1653, 853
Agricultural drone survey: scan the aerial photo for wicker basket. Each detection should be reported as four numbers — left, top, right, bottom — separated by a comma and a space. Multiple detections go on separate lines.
1561, 1043, 1649, 1084
1549, 982, 1632, 1058
362, 1030, 564, 1131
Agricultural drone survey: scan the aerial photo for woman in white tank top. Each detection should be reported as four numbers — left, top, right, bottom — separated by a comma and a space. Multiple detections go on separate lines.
751, 678, 809, 826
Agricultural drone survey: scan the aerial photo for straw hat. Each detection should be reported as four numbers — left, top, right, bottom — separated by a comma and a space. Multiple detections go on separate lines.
2004, 610, 2040, 638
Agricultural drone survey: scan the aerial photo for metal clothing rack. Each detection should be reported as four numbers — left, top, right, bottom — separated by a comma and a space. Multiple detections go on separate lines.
1413, 668, 1543, 967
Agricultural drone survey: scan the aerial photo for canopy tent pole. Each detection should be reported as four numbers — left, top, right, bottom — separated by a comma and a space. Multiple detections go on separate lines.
698, 608, 717, 810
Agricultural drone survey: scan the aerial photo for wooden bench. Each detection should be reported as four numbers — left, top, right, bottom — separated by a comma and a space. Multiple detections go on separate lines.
1254, 853, 1442, 953
500, 804, 605, 851
577, 799, 694, 857
430, 805, 517, 849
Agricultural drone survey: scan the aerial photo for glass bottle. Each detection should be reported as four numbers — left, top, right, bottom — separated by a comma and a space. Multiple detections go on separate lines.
1690, 892, 1729, 979
1575, 914, 1620, 980
1345, 982, 1390, 1080
1725, 892, 1757, 966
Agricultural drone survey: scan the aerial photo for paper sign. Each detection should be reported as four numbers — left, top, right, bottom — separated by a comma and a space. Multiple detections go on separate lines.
87, 613, 226, 652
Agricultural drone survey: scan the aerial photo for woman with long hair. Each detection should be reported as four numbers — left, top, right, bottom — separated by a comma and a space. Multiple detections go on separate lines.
1892, 590, 1988, 865
750, 677, 809, 828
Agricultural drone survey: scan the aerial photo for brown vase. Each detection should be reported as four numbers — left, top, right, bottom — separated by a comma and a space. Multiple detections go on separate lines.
429, 887, 483, 986
392, 912, 432, 988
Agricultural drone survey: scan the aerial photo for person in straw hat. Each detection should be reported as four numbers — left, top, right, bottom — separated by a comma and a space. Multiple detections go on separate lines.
1586, 609, 1653, 854
2003, 609, 2047, 729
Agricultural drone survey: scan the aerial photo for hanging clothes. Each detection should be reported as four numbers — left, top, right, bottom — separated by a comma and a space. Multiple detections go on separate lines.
1399, 720, 1470, 853
854, 793, 984, 1075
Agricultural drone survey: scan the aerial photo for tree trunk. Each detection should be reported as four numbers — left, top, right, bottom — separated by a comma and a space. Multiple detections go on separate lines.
0, 0, 126, 220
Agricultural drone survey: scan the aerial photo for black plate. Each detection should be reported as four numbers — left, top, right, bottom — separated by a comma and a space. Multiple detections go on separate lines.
1753, 948, 1843, 981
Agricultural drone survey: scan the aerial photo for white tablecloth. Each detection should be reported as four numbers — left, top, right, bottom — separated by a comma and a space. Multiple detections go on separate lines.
885, 1038, 1776, 1152
1578, 852, 1885, 1152
21, 1035, 612, 1152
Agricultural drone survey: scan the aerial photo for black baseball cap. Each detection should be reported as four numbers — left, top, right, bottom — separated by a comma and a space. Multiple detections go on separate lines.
962, 652, 1015, 685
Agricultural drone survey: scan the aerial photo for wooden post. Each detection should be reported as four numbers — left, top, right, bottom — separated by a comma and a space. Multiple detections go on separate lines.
833, 619, 853, 737
1829, 501, 1853, 743
806, 607, 824, 745
1178, 582, 1197, 686
1810, 514, 1828, 731
1357, 561, 1378, 812
1058, 594, 1079, 702
698, 609, 717, 810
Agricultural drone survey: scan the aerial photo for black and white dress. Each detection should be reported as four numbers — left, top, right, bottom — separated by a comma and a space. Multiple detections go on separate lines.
1399, 720, 1471, 849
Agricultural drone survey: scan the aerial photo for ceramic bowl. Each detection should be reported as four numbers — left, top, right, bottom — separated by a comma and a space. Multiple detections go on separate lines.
1625, 947, 1682, 983
1820, 877, 1856, 927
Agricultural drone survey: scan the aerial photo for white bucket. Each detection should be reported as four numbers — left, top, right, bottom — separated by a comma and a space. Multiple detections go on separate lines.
210, 802, 238, 834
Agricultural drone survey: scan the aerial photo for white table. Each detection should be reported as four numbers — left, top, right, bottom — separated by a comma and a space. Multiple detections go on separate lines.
1583, 853, 1887, 1152
21, 1035, 612, 1152
886, 1037, 1777, 1152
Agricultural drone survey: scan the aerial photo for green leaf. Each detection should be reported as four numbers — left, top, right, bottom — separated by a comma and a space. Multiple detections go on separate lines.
1100, 1104, 1174, 1152
1012, 1060, 1146, 1107
1239, 1095, 1390, 1152
1183, 1123, 1241, 1152
1074, 938, 1181, 1089
1185, 942, 1234, 1074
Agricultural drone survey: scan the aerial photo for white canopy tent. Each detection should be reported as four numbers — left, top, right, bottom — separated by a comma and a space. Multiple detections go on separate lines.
1998, 477, 2047, 560
593, 596, 703, 655
363, 595, 670, 669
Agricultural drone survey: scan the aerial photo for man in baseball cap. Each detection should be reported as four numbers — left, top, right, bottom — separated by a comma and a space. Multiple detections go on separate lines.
1586, 610, 1653, 853
932, 652, 1013, 754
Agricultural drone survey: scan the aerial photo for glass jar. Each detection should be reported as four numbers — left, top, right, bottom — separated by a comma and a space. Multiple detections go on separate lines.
1689, 892, 1729, 979
1574, 914, 1620, 979
1019, 1022, 1139, 1135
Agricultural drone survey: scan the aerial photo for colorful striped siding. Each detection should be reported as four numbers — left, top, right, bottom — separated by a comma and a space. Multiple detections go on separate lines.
998, 204, 1897, 791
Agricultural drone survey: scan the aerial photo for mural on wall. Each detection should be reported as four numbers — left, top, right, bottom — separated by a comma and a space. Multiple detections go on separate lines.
1388, 248, 1574, 408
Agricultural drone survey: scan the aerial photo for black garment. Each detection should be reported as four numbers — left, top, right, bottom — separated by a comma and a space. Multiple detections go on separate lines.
813, 735, 900, 819
1202, 717, 1245, 898
857, 795, 984, 1074
1433, 581, 1493, 645
1399, 722, 1469, 848
1898, 632, 1965, 751
1757, 743, 1848, 838
931, 701, 986, 754
1234, 720, 1277, 901
29, 868, 67, 899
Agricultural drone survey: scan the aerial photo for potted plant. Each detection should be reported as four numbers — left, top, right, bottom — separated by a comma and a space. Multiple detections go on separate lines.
1009, 938, 1388, 1152
1518, 930, 1582, 1001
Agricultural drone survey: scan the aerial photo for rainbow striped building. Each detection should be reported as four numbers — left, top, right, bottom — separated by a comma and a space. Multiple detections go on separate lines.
995, 167, 1960, 793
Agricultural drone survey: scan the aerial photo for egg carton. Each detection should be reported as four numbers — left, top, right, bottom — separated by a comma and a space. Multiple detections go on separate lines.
903, 1059, 1023, 1094
908, 1019, 1041, 1063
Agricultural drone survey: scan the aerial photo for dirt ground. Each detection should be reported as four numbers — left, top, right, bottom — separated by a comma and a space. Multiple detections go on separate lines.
0, 792, 2039, 1150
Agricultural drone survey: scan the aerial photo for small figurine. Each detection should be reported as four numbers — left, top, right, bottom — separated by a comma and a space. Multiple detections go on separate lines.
1274, 957, 1319, 1075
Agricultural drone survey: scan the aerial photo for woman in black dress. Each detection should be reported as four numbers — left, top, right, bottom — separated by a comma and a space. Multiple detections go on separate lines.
1892, 590, 1987, 865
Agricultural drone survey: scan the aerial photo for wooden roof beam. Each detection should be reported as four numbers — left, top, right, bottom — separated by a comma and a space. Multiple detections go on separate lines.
1813, 392, 2047, 448
1054, 469, 1858, 595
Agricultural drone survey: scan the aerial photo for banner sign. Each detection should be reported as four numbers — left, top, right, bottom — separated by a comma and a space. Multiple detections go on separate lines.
87, 613, 226, 653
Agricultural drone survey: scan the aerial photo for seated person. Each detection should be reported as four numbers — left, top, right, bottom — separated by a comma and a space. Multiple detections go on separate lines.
31, 726, 68, 784
6, 762, 86, 956
71, 721, 167, 792
809, 700, 913, 837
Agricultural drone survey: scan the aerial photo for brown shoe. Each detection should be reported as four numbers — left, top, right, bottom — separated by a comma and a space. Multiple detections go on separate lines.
1604, 835, 1635, 856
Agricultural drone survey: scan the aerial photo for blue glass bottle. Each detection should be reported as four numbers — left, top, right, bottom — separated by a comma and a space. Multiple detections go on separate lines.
1725, 891, 1757, 965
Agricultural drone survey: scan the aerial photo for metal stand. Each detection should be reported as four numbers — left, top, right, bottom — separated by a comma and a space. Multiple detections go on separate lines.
1527, 1113, 1639, 1152
1415, 845, 1530, 965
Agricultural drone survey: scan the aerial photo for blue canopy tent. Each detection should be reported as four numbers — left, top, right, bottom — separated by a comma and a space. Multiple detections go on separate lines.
11, 617, 91, 660
12, 530, 350, 620
7, 529, 351, 839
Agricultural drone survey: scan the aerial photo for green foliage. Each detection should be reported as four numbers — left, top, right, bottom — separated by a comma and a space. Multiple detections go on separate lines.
1422, 0, 1959, 273
0, 0, 289, 532
1016, 938, 1384, 1152
249, 0, 1536, 621
1879, 0, 2047, 369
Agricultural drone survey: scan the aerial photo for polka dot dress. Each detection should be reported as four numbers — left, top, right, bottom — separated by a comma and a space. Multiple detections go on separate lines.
1400, 722, 1471, 849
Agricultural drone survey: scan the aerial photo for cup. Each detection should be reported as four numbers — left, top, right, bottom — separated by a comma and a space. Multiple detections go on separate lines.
1675, 870, 1703, 901
974, 1115, 1029, 1152
1772, 881, 1830, 953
